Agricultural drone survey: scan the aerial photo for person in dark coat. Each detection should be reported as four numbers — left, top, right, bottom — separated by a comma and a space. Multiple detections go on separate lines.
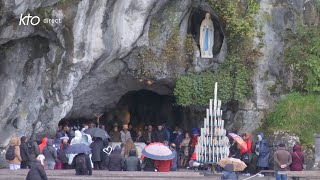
106, 145, 123, 171
42, 139, 58, 170
142, 157, 155, 171
26, 155, 48, 180
229, 142, 241, 159
123, 149, 141, 171
153, 124, 167, 143
59, 139, 70, 169
143, 125, 154, 144
221, 164, 238, 180
71, 153, 92, 175
135, 130, 145, 143
254, 132, 270, 176
90, 137, 104, 170
20, 136, 29, 169
290, 144, 304, 180
27, 136, 40, 166
274, 143, 292, 180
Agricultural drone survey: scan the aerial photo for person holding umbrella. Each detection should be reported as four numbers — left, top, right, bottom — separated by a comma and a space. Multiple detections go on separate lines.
218, 155, 246, 180
141, 142, 174, 172
90, 137, 104, 170
64, 143, 92, 175
221, 164, 238, 180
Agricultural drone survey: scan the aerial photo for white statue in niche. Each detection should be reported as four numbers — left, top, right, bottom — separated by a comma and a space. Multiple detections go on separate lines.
200, 12, 214, 58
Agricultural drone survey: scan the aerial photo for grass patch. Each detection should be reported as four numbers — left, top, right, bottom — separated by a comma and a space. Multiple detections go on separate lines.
266, 93, 320, 147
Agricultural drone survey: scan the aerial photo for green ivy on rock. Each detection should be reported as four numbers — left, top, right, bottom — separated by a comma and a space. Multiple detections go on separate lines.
174, 55, 252, 106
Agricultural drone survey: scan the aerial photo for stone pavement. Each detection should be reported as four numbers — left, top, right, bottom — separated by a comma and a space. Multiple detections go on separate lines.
0, 169, 280, 180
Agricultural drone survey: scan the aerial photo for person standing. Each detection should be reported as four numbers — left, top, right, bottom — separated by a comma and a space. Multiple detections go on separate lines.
39, 137, 48, 154
26, 154, 48, 180
240, 132, 253, 176
71, 153, 92, 176
27, 136, 40, 166
128, 124, 137, 141
110, 123, 121, 142
90, 137, 104, 170
254, 132, 270, 177
153, 124, 166, 143
143, 125, 154, 144
42, 139, 58, 170
274, 143, 292, 180
20, 136, 30, 169
123, 149, 141, 171
6, 137, 22, 170
170, 143, 177, 171
180, 132, 191, 168
59, 138, 70, 169
135, 130, 145, 143
290, 144, 304, 180
120, 124, 132, 143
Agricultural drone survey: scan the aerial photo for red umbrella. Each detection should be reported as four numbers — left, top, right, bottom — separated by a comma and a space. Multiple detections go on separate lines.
228, 133, 247, 150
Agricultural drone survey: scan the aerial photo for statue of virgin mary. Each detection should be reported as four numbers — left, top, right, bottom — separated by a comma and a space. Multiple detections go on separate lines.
200, 13, 214, 58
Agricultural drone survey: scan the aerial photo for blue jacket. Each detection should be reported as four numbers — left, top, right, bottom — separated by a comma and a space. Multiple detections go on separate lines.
171, 150, 177, 169
255, 132, 270, 168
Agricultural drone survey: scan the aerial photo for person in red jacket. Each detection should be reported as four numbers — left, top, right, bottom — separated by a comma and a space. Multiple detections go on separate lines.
240, 132, 252, 176
290, 144, 304, 180
39, 137, 48, 153
154, 160, 172, 172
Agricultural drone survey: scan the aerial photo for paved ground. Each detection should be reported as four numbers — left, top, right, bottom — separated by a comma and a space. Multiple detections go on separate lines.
0, 169, 280, 180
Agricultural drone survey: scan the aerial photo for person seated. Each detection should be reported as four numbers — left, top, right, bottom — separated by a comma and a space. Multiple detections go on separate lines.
154, 159, 173, 172
71, 153, 92, 176
26, 154, 48, 180
106, 146, 123, 171
123, 149, 141, 171
142, 157, 155, 171
221, 164, 238, 180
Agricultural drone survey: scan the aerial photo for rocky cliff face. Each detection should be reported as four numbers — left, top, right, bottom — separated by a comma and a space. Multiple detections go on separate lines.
0, 0, 226, 146
0, 0, 319, 150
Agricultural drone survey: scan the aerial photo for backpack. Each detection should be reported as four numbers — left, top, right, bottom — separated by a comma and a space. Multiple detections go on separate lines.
76, 154, 87, 170
5, 146, 16, 160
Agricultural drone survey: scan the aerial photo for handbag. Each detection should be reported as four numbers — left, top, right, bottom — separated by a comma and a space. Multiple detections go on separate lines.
242, 153, 252, 163
294, 152, 306, 169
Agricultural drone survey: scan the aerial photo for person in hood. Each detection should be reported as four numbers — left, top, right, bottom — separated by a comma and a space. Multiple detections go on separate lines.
106, 145, 123, 171
290, 144, 304, 180
240, 132, 253, 176
254, 132, 270, 177
39, 137, 48, 154
20, 136, 29, 169
123, 149, 141, 171
90, 137, 104, 170
42, 139, 58, 169
7, 137, 22, 170
26, 154, 48, 180
274, 143, 292, 180
27, 136, 40, 164
68, 130, 83, 165
190, 128, 199, 152
70, 130, 82, 145
221, 164, 238, 180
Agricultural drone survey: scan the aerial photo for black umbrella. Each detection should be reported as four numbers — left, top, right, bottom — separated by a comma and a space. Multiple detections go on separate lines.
65, 143, 91, 154
84, 128, 110, 139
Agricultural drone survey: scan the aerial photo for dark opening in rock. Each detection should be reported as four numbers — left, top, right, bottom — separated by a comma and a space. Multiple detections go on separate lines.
188, 8, 224, 56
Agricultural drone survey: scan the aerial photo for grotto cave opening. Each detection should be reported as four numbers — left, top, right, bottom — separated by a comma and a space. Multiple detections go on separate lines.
188, 8, 224, 56
59, 89, 207, 133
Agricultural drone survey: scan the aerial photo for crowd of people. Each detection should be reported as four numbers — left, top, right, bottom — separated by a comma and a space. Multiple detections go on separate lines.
5, 122, 305, 180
